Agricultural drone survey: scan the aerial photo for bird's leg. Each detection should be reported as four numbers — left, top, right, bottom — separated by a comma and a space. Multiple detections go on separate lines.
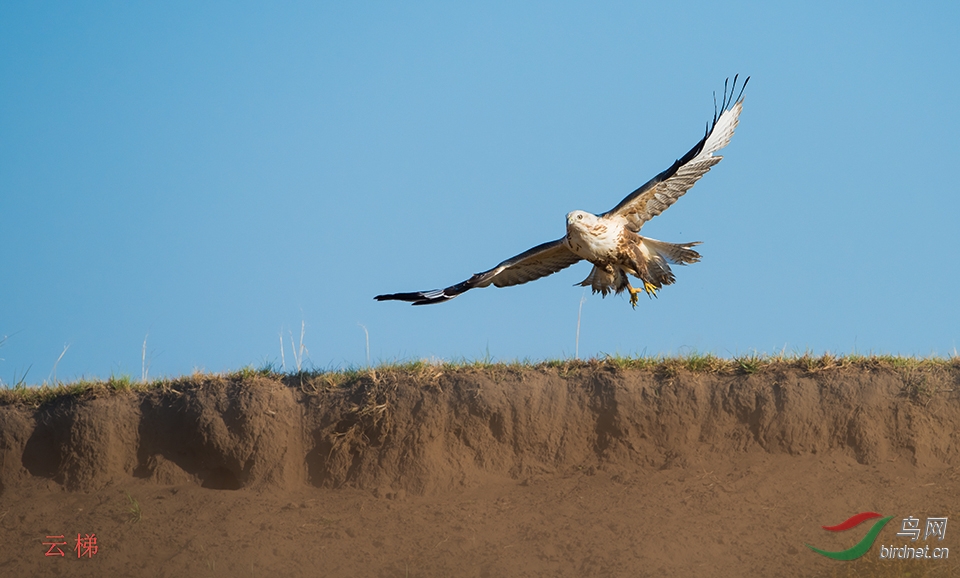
626, 283, 642, 308
626, 280, 660, 307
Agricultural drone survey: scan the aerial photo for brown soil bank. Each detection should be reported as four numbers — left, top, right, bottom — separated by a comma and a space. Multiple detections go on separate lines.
1, 360, 958, 577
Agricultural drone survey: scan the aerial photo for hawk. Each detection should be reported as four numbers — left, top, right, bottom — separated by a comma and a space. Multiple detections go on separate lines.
376, 76, 748, 308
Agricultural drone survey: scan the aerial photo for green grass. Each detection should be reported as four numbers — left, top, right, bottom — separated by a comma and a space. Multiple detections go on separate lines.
0, 374, 161, 406
2, 353, 957, 405
735, 352, 764, 374
124, 491, 142, 523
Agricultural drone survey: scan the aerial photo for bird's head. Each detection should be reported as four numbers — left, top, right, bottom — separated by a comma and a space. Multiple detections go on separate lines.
566, 210, 598, 233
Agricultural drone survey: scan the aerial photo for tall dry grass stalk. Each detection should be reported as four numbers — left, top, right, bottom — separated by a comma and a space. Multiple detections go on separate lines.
47, 343, 70, 385
285, 320, 308, 372
358, 324, 371, 368
575, 291, 587, 360
141, 334, 150, 383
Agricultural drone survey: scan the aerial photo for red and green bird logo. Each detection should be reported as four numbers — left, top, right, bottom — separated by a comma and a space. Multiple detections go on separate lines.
806, 512, 893, 560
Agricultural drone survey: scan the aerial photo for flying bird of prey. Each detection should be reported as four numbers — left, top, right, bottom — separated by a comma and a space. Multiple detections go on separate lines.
376, 76, 748, 308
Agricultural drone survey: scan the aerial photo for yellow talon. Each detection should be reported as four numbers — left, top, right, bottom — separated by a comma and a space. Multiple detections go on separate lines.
627, 281, 660, 308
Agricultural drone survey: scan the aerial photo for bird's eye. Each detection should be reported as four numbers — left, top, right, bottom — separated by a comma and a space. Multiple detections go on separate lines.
576, 214, 582, 220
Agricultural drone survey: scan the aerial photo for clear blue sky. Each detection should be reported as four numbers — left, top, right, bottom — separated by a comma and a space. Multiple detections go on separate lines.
2, 2, 958, 383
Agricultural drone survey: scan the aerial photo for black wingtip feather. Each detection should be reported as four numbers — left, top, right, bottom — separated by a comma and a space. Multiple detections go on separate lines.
374, 292, 428, 302
711, 74, 749, 129
375, 290, 459, 305
736, 76, 750, 103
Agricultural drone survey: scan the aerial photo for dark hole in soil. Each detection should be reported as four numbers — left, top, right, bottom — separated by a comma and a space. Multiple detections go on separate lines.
201, 466, 242, 490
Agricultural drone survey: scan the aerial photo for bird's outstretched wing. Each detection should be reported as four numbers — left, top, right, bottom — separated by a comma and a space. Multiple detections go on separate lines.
375, 239, 581, 305
604, 75, 748, 232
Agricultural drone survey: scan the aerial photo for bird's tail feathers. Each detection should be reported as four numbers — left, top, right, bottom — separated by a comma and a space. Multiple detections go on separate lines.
642, 238, 702, 265
630, 238, 701, 288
